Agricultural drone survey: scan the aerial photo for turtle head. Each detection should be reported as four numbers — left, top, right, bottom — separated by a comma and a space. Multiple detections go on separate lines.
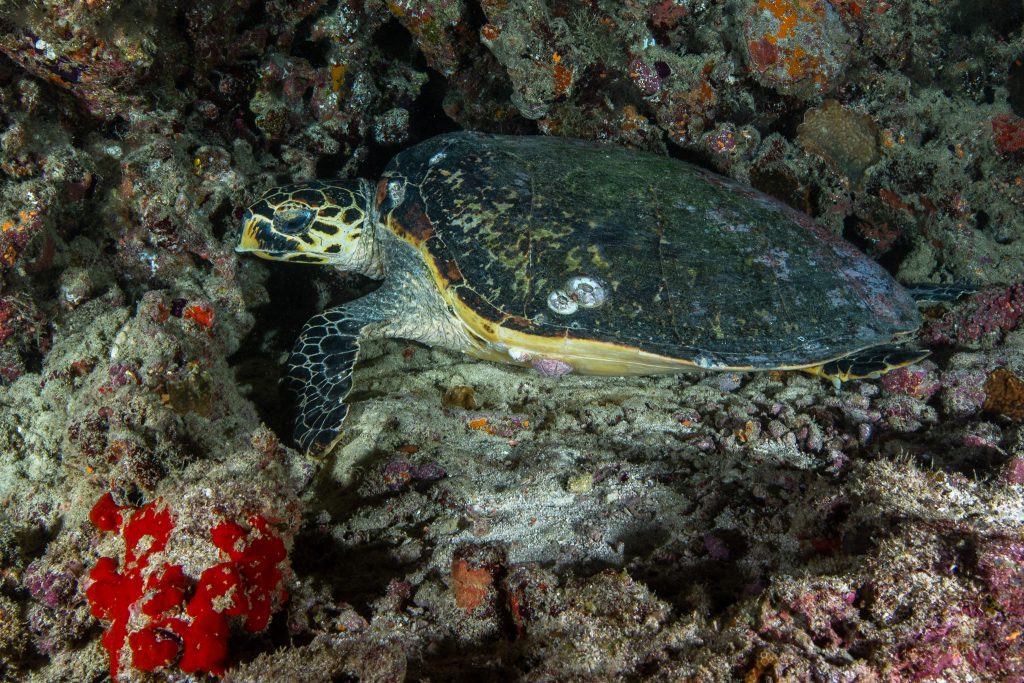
236, 179, 380, 274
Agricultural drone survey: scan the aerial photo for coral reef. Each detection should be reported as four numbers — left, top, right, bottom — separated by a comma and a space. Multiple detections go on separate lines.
0, 0, 1021, 680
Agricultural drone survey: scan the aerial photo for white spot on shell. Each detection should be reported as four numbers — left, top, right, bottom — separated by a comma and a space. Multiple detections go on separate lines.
387, 179, 406, 207
429, 151, 446, 166
508, 347, 532, 362
693, 353, 718, 369
566, 276, 607, 308
547, 289, 578, 315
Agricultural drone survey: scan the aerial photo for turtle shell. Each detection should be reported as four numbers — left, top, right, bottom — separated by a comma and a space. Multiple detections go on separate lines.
379, 132, 920, 372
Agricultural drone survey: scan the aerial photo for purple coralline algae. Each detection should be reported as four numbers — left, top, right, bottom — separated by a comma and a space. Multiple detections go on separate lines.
921, 283, 1024, 347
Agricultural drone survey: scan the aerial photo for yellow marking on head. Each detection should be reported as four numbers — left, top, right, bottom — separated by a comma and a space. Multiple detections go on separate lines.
236, 182, 371, 264
237, 217, 266, 252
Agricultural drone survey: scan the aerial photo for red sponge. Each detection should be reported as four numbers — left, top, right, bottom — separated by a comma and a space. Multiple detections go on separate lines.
85, 494, 289, 678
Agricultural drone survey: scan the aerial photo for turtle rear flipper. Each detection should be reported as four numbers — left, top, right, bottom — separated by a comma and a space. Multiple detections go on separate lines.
804, 345, 930, 388
906, 283, 978, 304
284, 308, 373, 456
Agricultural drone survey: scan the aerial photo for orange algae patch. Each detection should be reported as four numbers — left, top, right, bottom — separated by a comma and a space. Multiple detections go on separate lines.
183, 304, 214, 328
743, 0, 850, 97
451, 558, 494, 610
984, 368, 1024, 421
553, 61, 573, 97
757, 0, 803, 42
329, 63, 347, 93
0, 209, 41, 266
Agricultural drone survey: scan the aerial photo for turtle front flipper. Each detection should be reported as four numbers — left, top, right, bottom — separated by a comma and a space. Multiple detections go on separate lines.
284, 307, 376, 456
804, 344, 930, 388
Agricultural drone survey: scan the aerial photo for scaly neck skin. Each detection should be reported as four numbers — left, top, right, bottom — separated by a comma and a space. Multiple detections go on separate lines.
347, 178, 386, 280
352, 213, 479, 354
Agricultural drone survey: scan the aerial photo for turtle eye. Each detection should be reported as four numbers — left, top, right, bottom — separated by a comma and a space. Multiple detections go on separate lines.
274, 207, 314, 235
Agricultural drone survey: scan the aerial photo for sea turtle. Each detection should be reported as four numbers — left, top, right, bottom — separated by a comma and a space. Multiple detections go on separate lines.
237, 131, 929, 456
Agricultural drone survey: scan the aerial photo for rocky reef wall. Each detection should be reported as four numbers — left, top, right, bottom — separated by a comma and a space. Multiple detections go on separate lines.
0, 1, 1022, 680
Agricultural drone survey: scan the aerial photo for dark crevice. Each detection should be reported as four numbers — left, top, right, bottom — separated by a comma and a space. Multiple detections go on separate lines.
236, 1, 269, 33
373, 18, 415, 62
228, 262, 321, 436
1010, 54, 1024, 116
462, 0, 490, 65
975, 210, 990, 233
0, 51, 15, 85
209, 201, 233, 241
292, 14, 330, 67
359, 73, 460, 182
841, 214, 914, 276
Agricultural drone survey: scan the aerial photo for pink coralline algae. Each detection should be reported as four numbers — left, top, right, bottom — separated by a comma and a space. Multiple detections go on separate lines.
0, 295, 20, 343
879, 365, 940, 401
629, 58, 663, 96
25, 563, 78, 611
960, 538, 1024, 675
939, 368, 990, 418
1002, 458, 1024, 485
0, 6, 171, 121
85, 493, 290, 678
920, 284, 1024, 347
757, 584, 861, 652
992, 113, 1024, 154
383, 458, 447, 491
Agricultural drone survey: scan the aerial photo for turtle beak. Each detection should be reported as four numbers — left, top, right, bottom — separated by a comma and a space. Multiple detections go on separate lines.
236, 208, 261, 252
235, 208, 310, 262
236, 209, 287, 260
